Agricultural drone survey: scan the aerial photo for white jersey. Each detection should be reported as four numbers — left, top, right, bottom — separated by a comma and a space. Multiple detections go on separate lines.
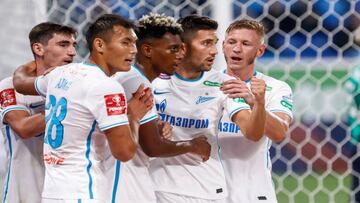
218, 71, 293, 203
150, 70, 250, 200
0, 76, 45, 203
35, 62, 129, 201
107, 66, 158, 203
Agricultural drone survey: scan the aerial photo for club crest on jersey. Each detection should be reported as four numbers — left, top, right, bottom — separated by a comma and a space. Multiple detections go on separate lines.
156, 99, 167, 113
203, 80, 222, 87
195, 96, 215, 104
0, 88, 17, 108
104, 93, 126, 115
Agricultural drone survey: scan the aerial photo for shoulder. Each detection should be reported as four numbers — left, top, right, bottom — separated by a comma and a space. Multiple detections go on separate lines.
113, 70, 152, 100
38, 64, 73, 84
95, 76, 120, 89
112, 67, 136, 81
204, 70, 235, 83
50, 63, 72, 75
257, 72, 292, 92
113, 68, 149, 85
84, 77, 125, 106
206, 69, 223, 78
0, 77, 24, 109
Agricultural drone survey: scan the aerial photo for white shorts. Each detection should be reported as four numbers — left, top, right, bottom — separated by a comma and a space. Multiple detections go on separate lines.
41, 198, 104, 203
155, 191, 226, 203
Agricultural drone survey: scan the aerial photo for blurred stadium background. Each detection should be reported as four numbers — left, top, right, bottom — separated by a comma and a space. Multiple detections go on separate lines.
1, 0, 360, 202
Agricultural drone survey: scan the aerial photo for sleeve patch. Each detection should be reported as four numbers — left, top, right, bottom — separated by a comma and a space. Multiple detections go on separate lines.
104, 93, 126, 116
280, 95, 293, 110
0, 89, 17, 108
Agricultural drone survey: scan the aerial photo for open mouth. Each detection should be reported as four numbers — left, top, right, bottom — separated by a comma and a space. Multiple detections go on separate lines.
124, 59, 133, 63
64, 59, 72, 63
206, 58, 215, 63
173, 63, 180, 69
231, 56, 242, 62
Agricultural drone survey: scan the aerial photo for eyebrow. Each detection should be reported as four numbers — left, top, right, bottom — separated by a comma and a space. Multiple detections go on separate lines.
123, 36, 137, 42
57, 40, 77, 45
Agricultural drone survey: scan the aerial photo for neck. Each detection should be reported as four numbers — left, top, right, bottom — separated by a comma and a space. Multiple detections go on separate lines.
88, 55, 111, 76
227, 65, 255, 81
176, 59, 203, 80
135, 56, 158, 82
34, 60, 46, 76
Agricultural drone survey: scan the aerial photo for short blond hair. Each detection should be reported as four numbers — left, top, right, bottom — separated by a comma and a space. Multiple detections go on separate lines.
226, 19, 265, 43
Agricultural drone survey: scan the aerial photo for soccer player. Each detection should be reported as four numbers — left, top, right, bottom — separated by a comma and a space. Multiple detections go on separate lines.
219, 19, 293, 203
344, 65, 360, 202
0, 22, 76, 203
13, 14, 152, 202
109, 13, 211, 203
150, 15, 266, 203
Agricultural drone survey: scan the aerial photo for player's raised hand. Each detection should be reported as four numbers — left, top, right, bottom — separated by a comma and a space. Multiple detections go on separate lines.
190, 136, 211, 162
157, 120, 172, 140
128, 84, 153, 122
221, 79, 255, 107
250, 77, 266, 105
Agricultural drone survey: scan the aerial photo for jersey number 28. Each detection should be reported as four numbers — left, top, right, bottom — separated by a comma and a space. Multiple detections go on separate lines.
45, 95, 67, 148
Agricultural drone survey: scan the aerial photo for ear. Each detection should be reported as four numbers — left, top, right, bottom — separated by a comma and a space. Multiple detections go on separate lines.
32, 43, 44, 57
93, 38, 106, 54
257, 44, 266, 57
181, 42, 186, 56
222, 40, 225, 54
141, 44, 152, 58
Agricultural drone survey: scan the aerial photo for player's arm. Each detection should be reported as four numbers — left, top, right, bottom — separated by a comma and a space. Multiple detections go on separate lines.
0, 81, 45, 138
100, 84, 152, 162
264, 83, 293, 142
3, 110, 45, 139
13, 61, 39, 95
263, 112, 291, 142
104, 125, 137, 162
129, 84, 211, 161
138, 120, 211, 161
222, 78, 292, 142
232, 103, 266, 142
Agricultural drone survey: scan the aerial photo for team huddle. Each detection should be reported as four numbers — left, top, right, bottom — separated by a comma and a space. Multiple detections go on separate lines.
0, 13, 293, 203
